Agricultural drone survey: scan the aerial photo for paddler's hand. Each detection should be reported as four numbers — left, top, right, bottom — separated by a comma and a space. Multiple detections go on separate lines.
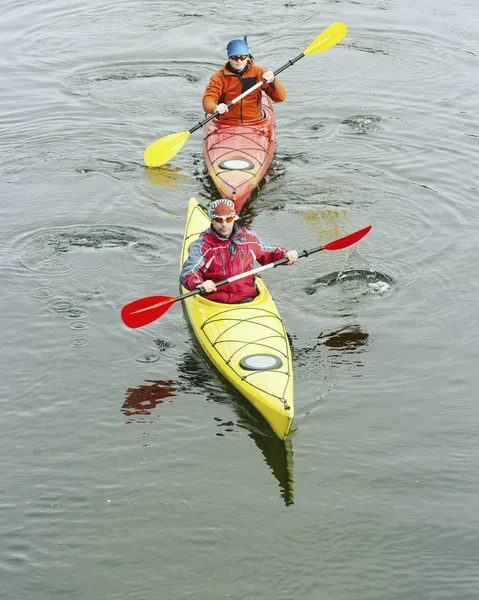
284, 250, 298, 265
197, 280, 217, 293
215, 103, 228, 114
262, 71, 275, 84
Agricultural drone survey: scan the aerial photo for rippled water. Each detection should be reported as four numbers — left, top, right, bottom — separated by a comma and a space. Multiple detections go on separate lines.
2, 1, 478, 599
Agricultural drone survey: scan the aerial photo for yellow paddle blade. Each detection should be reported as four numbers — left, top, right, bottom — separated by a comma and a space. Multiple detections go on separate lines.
304, 22, 347, 56
144, 131, 191, 167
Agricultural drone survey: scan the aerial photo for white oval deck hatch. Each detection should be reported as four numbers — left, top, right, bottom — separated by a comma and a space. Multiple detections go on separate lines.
239, 354, 283, 371
219, 159, 254, 171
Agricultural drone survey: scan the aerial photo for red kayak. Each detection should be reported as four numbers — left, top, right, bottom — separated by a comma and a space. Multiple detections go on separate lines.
202, 93, 276, 214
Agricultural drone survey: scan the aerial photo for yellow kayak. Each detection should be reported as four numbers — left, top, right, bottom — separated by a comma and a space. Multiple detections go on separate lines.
180, 197, 294, 439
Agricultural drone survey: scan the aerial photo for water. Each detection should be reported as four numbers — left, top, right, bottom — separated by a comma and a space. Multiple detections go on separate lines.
1, 1, 478, 598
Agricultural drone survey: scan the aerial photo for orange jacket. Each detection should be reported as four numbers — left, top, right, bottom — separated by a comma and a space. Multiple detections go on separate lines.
202, 60, 286, 123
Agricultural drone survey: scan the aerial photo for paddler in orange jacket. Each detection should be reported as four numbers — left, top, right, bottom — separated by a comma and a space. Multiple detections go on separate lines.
202, 38, 287, 123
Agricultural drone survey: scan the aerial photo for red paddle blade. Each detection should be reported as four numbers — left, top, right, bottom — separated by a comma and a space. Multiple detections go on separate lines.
323, 225, 372, 251
121, 295, 177, 329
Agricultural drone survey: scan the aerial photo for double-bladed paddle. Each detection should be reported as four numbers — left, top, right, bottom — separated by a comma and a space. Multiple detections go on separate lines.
121, 224, 371, 329
144, 21, 347, 168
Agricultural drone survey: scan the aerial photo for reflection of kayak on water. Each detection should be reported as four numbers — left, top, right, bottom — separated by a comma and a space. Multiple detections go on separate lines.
121, 353, 295, 506
180, 197, 294, 440
202, 93, 275, 214
251, 431, 294, 506
178, 348, 296, 506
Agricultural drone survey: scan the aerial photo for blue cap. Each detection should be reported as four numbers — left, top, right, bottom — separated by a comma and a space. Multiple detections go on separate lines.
226, 39, 249, 58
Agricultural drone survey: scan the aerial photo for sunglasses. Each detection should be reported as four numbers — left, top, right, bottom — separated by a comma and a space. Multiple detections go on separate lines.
230, 55, 247, 61
212, 215, 235, 224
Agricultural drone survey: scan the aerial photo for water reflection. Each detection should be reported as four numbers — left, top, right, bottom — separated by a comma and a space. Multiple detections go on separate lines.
320, 326, 370, 372
177, 345, 295, 506
249, 431, 294, 506
290, 324, 370, 373
297, 205, 348, 243
321, 326, 370, 352
122, 379, 177, 420
144, 164, 188, 188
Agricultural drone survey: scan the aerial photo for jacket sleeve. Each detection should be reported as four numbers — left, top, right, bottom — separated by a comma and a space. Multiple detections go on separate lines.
202, 71, 224, 114
259, 67, 287, 103
180, 238, 207, 290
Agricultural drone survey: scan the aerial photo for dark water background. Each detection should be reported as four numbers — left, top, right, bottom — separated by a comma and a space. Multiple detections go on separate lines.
1, 1, 478, 598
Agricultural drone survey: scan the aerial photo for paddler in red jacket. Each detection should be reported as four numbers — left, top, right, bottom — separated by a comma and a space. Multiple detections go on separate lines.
180, 199, 298, 304
202, 38, 287, 123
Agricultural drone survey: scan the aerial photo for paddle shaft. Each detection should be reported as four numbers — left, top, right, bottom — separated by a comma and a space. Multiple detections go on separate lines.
189, 53, 306, 135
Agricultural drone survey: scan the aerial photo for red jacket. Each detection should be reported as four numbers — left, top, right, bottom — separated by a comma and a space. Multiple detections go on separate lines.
180, 223, 288, 304
202, 60, 286, 123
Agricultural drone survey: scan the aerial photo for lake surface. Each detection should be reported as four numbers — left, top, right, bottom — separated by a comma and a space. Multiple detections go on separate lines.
1, 1, 478, 598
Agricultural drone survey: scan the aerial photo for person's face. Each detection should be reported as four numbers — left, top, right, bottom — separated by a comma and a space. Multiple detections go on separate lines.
228, 54, 248, 70
211, 214, 235, 237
